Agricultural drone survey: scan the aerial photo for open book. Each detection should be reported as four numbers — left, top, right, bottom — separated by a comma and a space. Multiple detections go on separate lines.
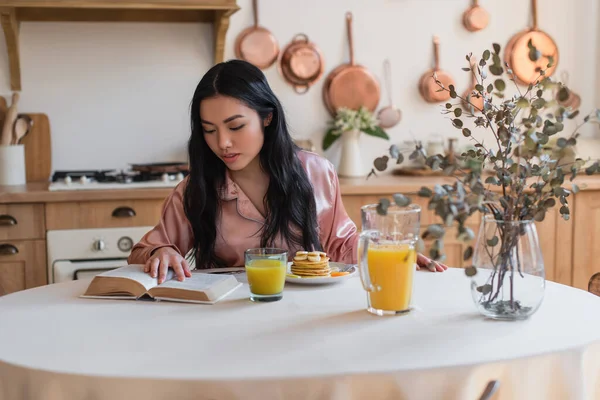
82, 264, 242, 304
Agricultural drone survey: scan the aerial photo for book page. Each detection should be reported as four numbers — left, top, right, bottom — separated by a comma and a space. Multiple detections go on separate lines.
155, 272, 234, 292
96, 264, 174, 292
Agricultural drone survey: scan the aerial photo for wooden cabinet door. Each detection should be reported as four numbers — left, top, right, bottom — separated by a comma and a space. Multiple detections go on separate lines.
0, 240, 47, 296
573, 192, 600, 290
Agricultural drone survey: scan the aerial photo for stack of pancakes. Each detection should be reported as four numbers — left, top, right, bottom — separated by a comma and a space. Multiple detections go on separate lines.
290, 251, 331, 277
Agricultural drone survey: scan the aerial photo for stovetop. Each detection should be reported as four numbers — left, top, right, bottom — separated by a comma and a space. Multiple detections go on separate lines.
48, 169, 188, 191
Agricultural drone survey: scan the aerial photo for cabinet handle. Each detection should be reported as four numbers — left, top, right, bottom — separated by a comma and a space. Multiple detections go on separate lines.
0, 244, 18, 256
112, 207, 136, 218
0, 215, 17, 226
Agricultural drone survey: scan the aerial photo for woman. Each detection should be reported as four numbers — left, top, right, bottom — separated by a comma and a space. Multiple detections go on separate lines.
128, 60, 446, 283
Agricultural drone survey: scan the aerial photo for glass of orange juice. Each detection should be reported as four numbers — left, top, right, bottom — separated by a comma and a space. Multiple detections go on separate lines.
358, 203, 421, 316
244, 248, 288, 302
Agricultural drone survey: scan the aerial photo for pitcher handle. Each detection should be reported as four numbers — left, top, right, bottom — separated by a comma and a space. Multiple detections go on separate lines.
358, 230, 377, 292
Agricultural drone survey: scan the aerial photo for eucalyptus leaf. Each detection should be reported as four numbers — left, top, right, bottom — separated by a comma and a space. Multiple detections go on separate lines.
465, 266, 477, 277
392, 193, 411, 207
463, 246, 473, 261
494, 79, 506, 91
486, 236, 499, 247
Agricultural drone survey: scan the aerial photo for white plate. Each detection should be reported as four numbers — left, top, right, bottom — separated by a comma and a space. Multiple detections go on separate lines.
285, 262, 358, 285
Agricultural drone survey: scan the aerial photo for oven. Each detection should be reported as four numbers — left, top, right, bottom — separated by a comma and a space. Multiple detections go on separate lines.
47, 226, 153, 284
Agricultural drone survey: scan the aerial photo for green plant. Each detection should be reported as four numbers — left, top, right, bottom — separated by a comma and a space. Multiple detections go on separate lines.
322, 106, 389, 151
370, 42, 600, 316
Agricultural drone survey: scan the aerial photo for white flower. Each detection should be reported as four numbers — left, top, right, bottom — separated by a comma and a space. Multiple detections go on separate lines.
329, 106, 378, 135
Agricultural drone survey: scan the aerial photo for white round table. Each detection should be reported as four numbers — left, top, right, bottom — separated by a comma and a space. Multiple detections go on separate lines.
1, 268, 600, 400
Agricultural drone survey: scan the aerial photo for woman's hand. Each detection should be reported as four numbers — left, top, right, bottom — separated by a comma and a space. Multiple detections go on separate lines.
144, 247, 192, 284
416, 253, 449, 272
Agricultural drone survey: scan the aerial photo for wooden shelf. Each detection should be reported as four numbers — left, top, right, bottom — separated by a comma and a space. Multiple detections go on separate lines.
0, 0, 240, 91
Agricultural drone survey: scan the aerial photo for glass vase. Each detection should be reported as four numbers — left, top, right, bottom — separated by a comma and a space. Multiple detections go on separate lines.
470, 216, 545, 320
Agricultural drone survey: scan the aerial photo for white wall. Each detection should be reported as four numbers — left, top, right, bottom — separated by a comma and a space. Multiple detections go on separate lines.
0, 0, 598, 173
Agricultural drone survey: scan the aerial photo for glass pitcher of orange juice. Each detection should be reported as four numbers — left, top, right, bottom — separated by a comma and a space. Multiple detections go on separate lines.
358, 203, 421, 316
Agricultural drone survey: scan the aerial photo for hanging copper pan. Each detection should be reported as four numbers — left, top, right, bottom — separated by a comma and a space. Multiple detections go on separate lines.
234, 0, 279, 70
278, 34, 325, 94
322, 12, 380, 117
504, 0, 558, 86
462, 0, 489, 32
462, 56, 484, 113
418, 36, 455, 103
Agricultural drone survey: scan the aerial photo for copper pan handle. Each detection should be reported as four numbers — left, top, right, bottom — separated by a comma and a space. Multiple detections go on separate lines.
531, 0, 537, 30
253, 0, 259, 28
346, 12, 354, 66
293, 33, 309, 43
293, 84, 309, 94
433, 36, 440, 71
384, 59, 393, 106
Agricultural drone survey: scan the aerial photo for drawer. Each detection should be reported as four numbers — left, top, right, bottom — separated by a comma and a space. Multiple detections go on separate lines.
0, 204, 45, 241
0, 239, 47, 295
45, 199, 166, 230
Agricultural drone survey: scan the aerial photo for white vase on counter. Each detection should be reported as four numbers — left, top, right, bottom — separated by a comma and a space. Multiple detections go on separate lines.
337, 129, 365, 178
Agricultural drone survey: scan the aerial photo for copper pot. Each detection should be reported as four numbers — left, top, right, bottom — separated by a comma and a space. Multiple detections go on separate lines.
322, 12, 380, 117
418, 36, 455, 103
279, 34, 325, 94
504, 0, 558, 86
234, 0, 279, 70
462, 0, 489, 32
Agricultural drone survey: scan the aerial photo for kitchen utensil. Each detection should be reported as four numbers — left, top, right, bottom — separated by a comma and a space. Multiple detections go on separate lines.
461, 56, 484, 113
0, 96, 7, 136
462, 0, 489, 32
377, 59, 402, 128
278, 34, 325, 94
234, 0, 279, 70
504, 0, 558, 86
11, 114, 33, 145
555, 71, 581, 111
1, 92, 19, 146
21, 113, 52, 182
418, 36, 455, 103
322, 12, 380, 117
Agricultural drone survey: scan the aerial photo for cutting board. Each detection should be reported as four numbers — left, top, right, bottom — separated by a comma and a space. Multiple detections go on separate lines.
21, 113, 52, 182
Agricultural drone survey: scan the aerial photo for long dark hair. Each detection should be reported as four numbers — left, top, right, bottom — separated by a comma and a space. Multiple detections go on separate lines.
184, 59, 322, 268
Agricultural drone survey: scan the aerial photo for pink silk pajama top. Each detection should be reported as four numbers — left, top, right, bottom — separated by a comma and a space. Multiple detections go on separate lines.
127, 150, 359, 268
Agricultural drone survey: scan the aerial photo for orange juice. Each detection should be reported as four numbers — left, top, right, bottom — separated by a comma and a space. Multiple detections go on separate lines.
245, 259, 287, 295
367, 244, 416, 312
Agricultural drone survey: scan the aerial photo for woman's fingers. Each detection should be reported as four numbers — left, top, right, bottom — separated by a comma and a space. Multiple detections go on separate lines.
149, 257, 160, 278
182, 259, 192, 277
416, 253, 448, 272
170, 257, 186, 282
159, 255, 170, 283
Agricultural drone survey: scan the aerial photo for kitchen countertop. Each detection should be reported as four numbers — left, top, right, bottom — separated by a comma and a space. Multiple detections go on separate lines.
1, 174, 600, 204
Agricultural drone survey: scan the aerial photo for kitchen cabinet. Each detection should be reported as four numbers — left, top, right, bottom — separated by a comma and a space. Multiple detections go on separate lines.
572, 191, 600, 290
0, 203, 47, 295
0, 0, 240, 90
0, 240, 46, 295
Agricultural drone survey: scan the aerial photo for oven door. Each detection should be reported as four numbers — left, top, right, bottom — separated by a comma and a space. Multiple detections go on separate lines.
52, 259, 129, 284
